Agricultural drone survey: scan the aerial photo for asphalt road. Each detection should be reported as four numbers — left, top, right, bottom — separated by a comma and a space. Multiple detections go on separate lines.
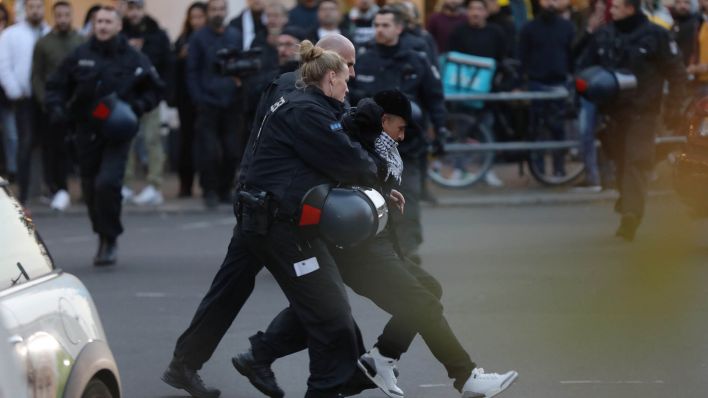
33, 198, 708, 398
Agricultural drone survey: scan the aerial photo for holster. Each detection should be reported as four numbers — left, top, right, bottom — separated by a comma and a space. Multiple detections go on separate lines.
236, 189, 274, 236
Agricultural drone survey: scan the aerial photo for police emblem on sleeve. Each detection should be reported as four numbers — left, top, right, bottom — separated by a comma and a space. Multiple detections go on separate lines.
330, 122, 343, 132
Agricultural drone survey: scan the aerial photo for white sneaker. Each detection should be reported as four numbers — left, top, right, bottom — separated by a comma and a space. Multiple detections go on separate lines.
484, 170, 505, 187
132, 185, 164, 206
121, 186, 134, 203
357, 347, 404, 398
50, 190, 70, 211
462, 368, 518, 398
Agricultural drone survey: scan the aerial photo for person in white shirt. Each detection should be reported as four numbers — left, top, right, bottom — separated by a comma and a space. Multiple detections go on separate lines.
0, 0, 49, 205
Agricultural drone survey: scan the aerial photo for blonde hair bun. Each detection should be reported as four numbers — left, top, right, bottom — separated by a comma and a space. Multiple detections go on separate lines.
299, 40, 325, 63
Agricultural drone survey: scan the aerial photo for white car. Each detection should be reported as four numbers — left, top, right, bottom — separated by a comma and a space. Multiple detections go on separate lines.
0, 177, 121, 398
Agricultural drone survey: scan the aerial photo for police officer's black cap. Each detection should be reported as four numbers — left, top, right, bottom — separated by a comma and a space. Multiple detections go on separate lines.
373, 90, 412, 124
280, 26, 308, 42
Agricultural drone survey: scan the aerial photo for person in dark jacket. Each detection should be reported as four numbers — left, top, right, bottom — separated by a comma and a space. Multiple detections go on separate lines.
173, 1, 207, 198
578, 0, 687, 241
672, 0, 699, 66
344, 0, 380, 46
187, 0, 244, 208
121, 0, 172, 206
350, 7, 447, 265
519, 0, 575, 177
449, 0, 508, 63
288, 0, 320, 30
235, 91, 519, 398
306, 0, 352, 43
161, 36, 361, 398
45, 6, 163, 265
240, 41, 379, 398
486, 0, 517, 57
31, 1, 85, 212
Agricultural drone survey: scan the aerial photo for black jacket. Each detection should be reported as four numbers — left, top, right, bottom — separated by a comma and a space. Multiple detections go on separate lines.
187, 26, 243, 108
577, 13, 687, 116
45, 35, 163, 126
122, 15, 173, 85
519, 12, 575, 84
350, 43, 445, 157
238, 71, 300, 187
243, 86, 378, 216
672, 13, 700, 66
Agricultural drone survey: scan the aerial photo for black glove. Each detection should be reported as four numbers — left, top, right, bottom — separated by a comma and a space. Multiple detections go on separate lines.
48, 107, 69, 126
429, 127, 449, 156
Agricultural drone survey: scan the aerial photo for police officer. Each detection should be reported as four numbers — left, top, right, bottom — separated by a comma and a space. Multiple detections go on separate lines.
45, 6, 163, 265
239, 41, 379, 398
349, 6, 447, 264
236, 91, 519, 398
578, 0, 686, 241
161, 36, 357, 398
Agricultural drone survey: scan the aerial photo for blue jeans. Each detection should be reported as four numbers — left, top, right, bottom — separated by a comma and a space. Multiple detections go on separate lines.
579, 98, 600, 185
0, 104, 18, 174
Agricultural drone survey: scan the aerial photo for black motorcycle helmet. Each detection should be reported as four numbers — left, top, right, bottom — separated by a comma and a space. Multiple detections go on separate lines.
299, 184, 389, 248
91, 93, 139, 142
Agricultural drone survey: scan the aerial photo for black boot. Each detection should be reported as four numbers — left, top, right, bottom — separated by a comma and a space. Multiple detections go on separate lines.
232, 349, 284, 398
94, 236, 117, 266
339, 367, 377, 397
615, 213, 640, 242
161, 357, 221, 398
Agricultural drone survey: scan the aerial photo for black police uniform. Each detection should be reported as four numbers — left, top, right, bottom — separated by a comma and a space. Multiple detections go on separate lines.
349, 42, 446, 262
247, 103, 477, 393
169, 72, 300, 376
45, 35, 162, 241
241, 86, 379, 398
578, 13, 686, 227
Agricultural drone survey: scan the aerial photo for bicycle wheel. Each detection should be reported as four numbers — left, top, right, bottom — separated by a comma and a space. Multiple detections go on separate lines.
428, 112, 495, 188
527, 121, 585, 186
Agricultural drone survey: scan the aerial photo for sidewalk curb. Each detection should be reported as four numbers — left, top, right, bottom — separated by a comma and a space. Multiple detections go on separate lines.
28, 190, 676, 218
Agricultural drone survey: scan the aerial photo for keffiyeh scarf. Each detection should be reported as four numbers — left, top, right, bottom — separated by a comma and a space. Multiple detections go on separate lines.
374, 133, 403, 184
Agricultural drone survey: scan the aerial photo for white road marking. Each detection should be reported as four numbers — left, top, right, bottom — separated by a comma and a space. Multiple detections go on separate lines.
560, 380, 665, 385
135, 292, 167, 298
180, 221, 212, 230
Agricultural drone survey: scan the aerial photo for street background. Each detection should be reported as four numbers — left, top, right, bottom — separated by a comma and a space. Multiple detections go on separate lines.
33, 194, 708, 398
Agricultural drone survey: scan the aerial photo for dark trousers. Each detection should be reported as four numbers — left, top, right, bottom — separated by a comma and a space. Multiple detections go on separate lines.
528, 81, 567, 175
173, 226, 262, 370
74, 132, 131, 240
195, 104, 244, 197
39, 113, 70, 194
177, 101, 197, 196
244, 223, 360, 397
14, 99, 37, 204
393, 155, 423, 262
251, 234, 476, 391
607, 115, 656, 219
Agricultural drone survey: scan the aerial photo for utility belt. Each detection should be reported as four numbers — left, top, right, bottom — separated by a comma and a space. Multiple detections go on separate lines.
236, 188, 293, 236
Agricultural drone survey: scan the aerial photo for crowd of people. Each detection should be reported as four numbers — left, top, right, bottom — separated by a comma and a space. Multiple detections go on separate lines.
0, 0, 699, 397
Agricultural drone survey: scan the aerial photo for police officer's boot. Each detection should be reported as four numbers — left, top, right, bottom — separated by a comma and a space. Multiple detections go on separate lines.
615, 213, 640, 242
94, 236, 117, 266
161, 356, 221, 398
232, 349, 284, 398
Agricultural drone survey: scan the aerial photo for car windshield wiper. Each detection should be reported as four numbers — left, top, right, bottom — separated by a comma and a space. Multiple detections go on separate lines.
10, 262, 30, 286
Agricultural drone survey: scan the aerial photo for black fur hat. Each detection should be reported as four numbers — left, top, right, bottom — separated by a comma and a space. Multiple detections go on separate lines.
373, 89, 412, 123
